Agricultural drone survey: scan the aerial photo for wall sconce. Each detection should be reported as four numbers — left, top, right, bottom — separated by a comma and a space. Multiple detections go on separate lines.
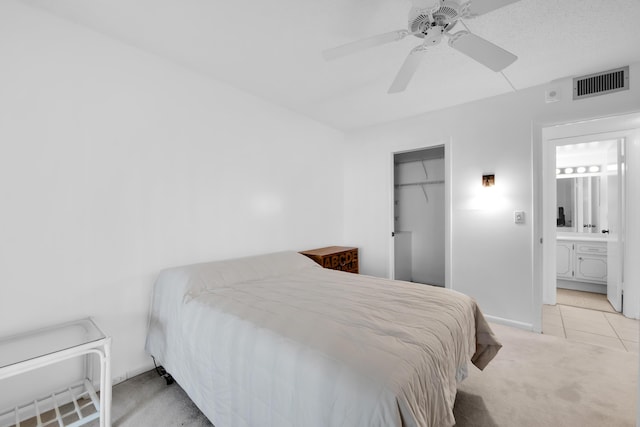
482, 174, 495, 187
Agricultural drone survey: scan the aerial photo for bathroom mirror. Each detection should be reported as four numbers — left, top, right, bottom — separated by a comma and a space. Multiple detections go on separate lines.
556, 176, 600, 233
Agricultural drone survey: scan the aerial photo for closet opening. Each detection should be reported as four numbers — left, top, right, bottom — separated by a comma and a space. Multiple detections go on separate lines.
392, 145, 445, 287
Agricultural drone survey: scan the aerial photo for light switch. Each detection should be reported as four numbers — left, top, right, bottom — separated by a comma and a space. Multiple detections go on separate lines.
514, 211, 525, 224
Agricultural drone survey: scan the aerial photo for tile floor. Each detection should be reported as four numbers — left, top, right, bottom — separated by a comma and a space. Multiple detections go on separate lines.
555, 288, 617, 313
543, 290, 640, 353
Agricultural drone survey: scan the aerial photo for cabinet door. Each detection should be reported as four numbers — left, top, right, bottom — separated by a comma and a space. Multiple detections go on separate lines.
575, 255, 607, 283
556, 242, 573, 279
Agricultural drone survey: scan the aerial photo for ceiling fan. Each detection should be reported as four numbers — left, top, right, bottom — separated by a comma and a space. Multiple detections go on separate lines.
323, 0, 520, 93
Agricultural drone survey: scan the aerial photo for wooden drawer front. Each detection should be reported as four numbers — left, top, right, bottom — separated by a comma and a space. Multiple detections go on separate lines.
300, 247, 359, 274
576, 243, 607, 256
321, 249, 358, 273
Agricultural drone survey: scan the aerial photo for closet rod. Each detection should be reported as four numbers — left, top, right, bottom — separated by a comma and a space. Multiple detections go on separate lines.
395, 180, 444, 187
394, 158, 442, 165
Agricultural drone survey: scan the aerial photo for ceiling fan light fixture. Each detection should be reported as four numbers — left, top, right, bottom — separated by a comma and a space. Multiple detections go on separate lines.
410, 1, 460, 37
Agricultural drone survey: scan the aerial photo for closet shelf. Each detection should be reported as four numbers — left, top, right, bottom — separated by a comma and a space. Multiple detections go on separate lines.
395, 180, 444, 187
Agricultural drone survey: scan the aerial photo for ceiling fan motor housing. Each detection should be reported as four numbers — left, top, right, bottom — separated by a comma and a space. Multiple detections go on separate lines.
409, 0, 460, 38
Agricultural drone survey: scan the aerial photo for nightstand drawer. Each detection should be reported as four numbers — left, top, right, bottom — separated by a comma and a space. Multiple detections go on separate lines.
299, 246, 359, 274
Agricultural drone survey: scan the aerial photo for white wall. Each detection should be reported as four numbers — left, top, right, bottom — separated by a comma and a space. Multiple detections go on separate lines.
0, 0, 344, 402
343, 63, 640, 329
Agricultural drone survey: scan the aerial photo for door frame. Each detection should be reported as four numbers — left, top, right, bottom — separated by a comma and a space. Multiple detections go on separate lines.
388, 138, 453, 290
545, 132, 626, 307
533, 112, 640, 332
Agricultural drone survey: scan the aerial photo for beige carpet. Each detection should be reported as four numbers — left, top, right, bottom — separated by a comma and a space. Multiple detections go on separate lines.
453, 323, 636, 426
98, 324, 637, 427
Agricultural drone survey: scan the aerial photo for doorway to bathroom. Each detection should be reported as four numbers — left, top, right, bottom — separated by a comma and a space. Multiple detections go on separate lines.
540, 114, 640, 315
554, 137, 624, 312
392, 146, 445, 287
538, 114, 640, 350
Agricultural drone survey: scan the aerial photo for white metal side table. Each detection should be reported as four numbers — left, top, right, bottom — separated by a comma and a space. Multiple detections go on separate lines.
0, 318, 111, 427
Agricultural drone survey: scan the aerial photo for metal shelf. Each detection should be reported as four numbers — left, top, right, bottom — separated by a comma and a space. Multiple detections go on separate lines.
394, 159, 444, 203
395, 180, 445, 187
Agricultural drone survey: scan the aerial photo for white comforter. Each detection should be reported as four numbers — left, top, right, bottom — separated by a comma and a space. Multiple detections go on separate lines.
145, 251, 501, 427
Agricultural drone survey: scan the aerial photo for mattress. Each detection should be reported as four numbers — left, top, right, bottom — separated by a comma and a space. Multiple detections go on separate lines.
145, 251, 501, 427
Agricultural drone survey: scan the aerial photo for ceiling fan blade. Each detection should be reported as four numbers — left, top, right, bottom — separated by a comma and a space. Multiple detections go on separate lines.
463, 0, 520, 17
448, 31, 517, 72
388, 46, 428, 94
323, 30, 410, 61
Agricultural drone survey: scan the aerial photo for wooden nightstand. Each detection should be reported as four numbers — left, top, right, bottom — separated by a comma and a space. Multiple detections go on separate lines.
300, 246, 359, 274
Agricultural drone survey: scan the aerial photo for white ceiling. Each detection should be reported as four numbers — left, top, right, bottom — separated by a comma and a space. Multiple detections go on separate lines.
23, 0, 640, 130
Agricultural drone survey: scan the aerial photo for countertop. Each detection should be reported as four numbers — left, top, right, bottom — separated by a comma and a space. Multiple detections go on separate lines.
557, 233, 611, 242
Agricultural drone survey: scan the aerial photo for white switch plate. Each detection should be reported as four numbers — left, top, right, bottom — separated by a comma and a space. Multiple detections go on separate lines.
514, 211, 525, 224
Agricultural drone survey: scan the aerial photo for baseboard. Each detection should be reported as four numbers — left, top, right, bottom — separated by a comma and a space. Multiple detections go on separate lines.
112, 362, 155, 386
557, 279, 606, 294
128, 364, 155, 380
484, 315, 534, 332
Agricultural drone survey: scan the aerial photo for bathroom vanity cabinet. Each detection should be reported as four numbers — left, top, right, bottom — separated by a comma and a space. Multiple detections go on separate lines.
556, 238, 607, 293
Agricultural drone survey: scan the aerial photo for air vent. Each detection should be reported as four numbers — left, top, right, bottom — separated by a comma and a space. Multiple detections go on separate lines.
573, 66, 629, 100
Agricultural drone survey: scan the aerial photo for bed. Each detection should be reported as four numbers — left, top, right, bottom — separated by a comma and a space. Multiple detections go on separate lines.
145, 251, 501, 427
